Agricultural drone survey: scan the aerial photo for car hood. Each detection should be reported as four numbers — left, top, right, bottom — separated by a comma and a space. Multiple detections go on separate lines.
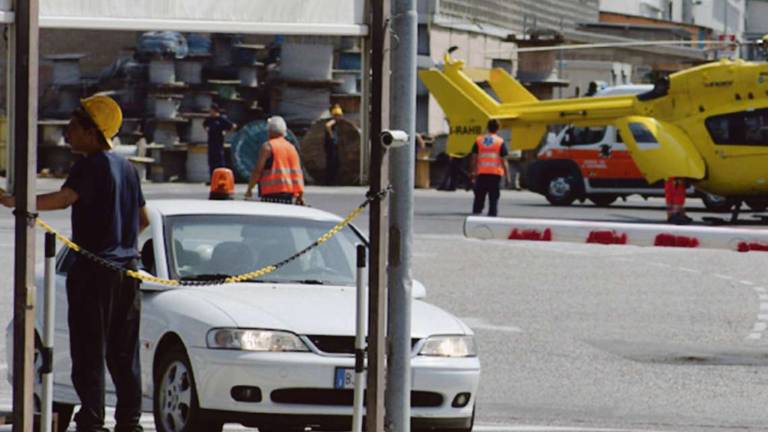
187, 283, 468, 337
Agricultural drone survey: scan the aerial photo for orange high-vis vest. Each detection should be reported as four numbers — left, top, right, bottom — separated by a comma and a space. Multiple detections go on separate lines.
475, 134, 505, 176
259, 137, 304, 197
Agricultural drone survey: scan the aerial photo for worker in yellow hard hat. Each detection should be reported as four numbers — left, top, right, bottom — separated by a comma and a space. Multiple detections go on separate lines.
324, 104, 344, 185
1, 94, 148, 432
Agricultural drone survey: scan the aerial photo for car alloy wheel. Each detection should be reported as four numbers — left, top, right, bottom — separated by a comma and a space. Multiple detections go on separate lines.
546, 175, 576, 206
159, 360, 193, 432
154, 346, 222, 432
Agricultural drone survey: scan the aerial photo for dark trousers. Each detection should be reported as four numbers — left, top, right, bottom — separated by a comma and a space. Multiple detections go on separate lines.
324, 142, 339, 185
67, 259, 142, 432
262, 193, 294, 204
473, 174, 502, 216
208, 141, 226, 176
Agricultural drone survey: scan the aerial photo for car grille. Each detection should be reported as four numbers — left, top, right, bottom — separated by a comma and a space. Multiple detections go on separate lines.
306, 335, 420, 355
271, 388, 443, 407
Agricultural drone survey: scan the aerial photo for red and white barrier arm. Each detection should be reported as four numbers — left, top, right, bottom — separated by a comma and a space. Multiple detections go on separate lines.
463, 216, 768, 252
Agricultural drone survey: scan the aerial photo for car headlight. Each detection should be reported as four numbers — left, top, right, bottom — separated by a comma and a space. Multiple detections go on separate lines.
418, 335, 477, 357
206, 329, 309, 352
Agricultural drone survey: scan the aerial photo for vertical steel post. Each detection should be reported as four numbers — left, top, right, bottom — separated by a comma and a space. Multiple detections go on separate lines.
360, 37, 371, 185
5, 7, 15, 191
366, 0, 391, 431
11, 0, 39, 431
352, 245, 367, 432
386, 0, 416, 430
42, 233, 56, 432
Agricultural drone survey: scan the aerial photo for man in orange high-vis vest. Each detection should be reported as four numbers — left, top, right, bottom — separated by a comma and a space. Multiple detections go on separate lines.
245, 116, 305, 205
470, 119, 510, 216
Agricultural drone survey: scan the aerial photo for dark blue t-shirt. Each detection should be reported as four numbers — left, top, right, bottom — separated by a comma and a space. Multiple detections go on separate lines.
204, 115, 235, 148
63, 151, 146, 265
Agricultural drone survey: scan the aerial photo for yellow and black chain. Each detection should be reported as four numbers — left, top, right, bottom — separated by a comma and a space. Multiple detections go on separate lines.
31, 187, 391, 287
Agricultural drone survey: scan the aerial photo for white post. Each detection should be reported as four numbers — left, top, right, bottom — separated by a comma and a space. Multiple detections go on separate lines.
41, 232, 56, 432
352, 244, 367, 432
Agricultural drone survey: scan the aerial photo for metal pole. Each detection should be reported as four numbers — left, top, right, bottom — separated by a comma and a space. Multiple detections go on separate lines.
41, 233, 56, 432
352, 245, 367, 432
360, 37, 371, 185
386, 0, 416, 430
366, 0, 391, 431
5, 12, 16, 191
11, 0, 39, 430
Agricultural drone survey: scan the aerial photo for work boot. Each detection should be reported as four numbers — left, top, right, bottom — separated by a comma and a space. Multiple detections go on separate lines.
668, 213, 692, 225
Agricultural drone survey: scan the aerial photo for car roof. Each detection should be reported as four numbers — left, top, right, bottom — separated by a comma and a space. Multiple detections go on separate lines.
147, 199, 344, 222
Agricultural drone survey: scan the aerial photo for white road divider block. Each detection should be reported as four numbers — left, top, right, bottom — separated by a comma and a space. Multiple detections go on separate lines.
464, 216, 768, 253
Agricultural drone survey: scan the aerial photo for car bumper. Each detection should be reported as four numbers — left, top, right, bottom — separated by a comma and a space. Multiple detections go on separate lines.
189, 347, 480, 428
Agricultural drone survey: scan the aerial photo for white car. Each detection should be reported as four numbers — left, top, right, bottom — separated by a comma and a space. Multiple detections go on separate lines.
9, 200, 480, 432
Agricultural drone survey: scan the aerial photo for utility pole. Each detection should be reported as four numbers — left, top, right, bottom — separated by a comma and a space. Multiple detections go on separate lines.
366, 0, 390, 431
385, 0, 416, 431
11, 0, 39, 430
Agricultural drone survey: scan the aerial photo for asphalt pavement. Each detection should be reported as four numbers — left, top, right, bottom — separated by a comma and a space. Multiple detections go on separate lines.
1, 179, 767, 431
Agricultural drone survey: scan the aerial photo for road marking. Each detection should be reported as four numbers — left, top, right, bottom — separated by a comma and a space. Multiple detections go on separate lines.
460, 317, 523, 333
474, 425, 665, 432
752, 322, 768, 332
740, 280, 755, 286
713, 273, 734, 281
754, 286, 767, 293
676, 266, 700, 274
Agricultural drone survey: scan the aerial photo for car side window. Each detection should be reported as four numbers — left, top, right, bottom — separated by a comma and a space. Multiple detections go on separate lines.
566, 126, 607, 146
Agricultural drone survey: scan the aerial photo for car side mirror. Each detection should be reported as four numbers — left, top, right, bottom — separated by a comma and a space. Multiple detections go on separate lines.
599, 144, 611, 157
563, 129, 574, 146
412, 279, 427, 299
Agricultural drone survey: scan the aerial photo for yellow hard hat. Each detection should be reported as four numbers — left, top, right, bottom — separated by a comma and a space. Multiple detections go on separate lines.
80, 94, 122, 148
330, 104, 343, 116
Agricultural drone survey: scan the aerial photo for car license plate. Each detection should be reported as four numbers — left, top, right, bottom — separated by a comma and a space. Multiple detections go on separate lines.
334, 367, 356, 389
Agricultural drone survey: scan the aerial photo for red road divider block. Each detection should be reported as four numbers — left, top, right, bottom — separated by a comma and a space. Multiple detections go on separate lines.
654, 233, 700, 248
586, 230, 627, 245
737, 242, 768, 253
508, 228, 552, 241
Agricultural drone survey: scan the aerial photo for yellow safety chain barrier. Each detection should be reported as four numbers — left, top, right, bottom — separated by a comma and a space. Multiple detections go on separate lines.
29, 188, 389, 287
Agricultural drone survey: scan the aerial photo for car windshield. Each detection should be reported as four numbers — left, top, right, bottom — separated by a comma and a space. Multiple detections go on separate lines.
165, 214, 363, 286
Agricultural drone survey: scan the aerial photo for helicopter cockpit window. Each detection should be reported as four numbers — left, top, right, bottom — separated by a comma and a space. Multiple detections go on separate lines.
705, 108, 768, 146
628, 123, 658, 145
565, 126, 606, 146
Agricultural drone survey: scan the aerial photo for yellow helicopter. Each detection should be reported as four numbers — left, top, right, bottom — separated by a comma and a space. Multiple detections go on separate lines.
419, 50, 768, 216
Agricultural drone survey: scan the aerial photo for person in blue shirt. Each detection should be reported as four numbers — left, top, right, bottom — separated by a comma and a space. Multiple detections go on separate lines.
203, 104, 236, 177
2, 95, 148, 432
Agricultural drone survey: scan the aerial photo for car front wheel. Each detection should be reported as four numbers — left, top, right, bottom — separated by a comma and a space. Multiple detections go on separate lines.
545, 174, 577, 206
154, 346, 222, 432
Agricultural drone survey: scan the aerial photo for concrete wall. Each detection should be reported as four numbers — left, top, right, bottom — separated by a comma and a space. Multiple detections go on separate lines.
601, 0, 746, 37
437, 0, 599, 34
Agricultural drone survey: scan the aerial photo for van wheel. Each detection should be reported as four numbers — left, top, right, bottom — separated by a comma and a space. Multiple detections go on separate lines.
588, 195, 618, 207
745, 197, 768, 212
545, 174, 577, 206
701, 193, 732, 212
